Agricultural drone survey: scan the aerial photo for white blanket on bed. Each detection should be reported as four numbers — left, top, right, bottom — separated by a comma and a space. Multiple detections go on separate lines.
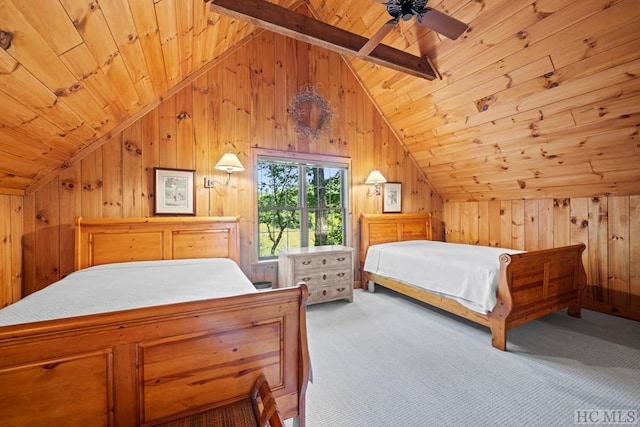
363, 240, 523, 314
0, 258, 256, 326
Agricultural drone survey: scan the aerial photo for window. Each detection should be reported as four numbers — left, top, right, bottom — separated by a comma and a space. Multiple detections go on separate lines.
257, 155, 349, 260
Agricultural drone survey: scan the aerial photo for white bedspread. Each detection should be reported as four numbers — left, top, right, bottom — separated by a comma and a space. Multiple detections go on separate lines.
0, 258, 256, 327
363, 240, 523, 314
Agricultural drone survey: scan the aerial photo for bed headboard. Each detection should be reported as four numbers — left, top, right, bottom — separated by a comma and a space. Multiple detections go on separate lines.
359, 213, 432, 265
75, 216, 240, 270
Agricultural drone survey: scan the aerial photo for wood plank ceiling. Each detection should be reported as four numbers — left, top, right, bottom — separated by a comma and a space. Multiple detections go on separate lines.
0, 0, 638, 202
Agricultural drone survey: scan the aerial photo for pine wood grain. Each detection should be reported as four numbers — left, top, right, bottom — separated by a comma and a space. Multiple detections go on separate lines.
9, 196, 22, 304
33, 180, 60, 293
570, 197, 590, 280
141, 110, 161, 218
630, 196, 640, 310
102, 135, 124, 219
445, 196, 639, 320
80, 148, 103, 219
0, 0, 637, 203
12, 31, 438, 296
58, 164, 81, 280
1, 1, 637, 320
158, 96, 178, 168
608, 197, 630, 307
122, 121, 144, 218
98, 0, 155, 104
155, 0, 182, 88
0, 198, 11, 307
129, 0, 169, 94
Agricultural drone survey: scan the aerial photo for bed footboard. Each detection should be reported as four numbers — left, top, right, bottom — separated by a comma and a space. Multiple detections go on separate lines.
490, 243, 587, 350
0, 286, 309, 426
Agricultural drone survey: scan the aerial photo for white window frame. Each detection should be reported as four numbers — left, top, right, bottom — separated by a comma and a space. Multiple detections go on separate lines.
252, 148, 352, 262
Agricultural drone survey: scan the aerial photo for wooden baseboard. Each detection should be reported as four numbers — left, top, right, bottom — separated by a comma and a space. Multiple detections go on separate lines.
582, 300, 640, 322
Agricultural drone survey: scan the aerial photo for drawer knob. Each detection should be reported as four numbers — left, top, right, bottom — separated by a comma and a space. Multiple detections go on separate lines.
337, 287, 345, 292
322, 274, 327, 280
337, 272, 345, 277
302, 260, 311, 265
322, 290, 327, 296
322, 258, 327, 264
301, 277, 311, 282
337, 257, 346, 261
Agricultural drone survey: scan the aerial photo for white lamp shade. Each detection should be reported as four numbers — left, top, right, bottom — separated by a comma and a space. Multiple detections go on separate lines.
365, 170, 387, 185
215, 153, 245, 172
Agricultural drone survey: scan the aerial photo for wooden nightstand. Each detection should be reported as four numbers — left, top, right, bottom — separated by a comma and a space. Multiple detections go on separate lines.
277, 245, 353, 305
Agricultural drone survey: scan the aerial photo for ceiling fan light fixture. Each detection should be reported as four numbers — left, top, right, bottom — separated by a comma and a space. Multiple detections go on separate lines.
385, 0, 427, 19
380, 0, 468, 40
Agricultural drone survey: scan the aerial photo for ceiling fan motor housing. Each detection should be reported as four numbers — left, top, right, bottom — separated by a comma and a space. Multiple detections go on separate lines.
381, 0, 469, 41
386, 0, 428, 21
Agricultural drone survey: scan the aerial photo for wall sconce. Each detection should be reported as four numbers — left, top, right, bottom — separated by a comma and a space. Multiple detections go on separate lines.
204, 153, 245, 188
365, 170, 387, 196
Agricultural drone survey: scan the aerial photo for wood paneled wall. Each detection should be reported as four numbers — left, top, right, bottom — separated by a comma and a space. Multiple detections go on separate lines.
443, 196, 640, 320
7, 13, 634, 322
0, 195, 23, 308
16, 31, 441, 297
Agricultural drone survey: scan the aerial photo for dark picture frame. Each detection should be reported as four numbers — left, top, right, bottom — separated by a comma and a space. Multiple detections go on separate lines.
154, 167, 196, 215
383, 182, 402, 213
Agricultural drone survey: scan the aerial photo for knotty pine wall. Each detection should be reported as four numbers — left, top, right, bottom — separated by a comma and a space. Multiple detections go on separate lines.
3, 31, 637, 322
0, 195, 23, 307
11, 31, 441, 300
443, 197, 640, 321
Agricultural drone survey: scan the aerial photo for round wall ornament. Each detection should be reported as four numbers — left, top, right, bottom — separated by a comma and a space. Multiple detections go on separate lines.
289, 84, 332, 140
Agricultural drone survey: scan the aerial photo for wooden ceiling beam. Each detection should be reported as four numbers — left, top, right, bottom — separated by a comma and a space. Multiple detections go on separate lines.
207, 0, 437, 80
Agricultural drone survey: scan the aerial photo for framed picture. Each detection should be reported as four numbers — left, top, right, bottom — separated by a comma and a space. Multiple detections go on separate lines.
154, 168, 196, 215
383, 182, 402, 213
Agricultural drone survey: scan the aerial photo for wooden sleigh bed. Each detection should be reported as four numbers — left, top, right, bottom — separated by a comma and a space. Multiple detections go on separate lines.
0, 216, 309, 427
359, 213, 587, 351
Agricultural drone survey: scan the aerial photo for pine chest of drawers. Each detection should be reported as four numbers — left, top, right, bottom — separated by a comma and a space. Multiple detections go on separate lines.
277, 245, 353, 305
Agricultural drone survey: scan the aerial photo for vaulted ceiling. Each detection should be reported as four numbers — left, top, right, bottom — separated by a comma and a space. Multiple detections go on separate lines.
0, 0, 638, 202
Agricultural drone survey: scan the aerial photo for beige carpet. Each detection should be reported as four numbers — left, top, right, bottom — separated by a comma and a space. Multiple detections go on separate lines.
292, 287, 640, 426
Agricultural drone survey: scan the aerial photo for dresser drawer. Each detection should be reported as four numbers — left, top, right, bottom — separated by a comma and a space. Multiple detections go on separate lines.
278, 245, 354, 304
308, 283, 352, 304
294, 270, 351, 288
292, 253, 350, 272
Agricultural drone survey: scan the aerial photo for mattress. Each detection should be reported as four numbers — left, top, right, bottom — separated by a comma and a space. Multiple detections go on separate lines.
0, 258, 256, 326
363, 240, 523, 314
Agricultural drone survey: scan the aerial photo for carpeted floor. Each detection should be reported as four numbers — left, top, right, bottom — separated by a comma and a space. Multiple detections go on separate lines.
291, 287, 640, 427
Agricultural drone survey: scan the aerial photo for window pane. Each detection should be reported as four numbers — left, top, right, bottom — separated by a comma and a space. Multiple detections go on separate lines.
305, 167, 321, 209
305, 166, 342, 208
324, 168, 342, 208
258, 209, 301, 258
258, 157, 347, 260
258, 162, 299, 208
309, 208, 343, 246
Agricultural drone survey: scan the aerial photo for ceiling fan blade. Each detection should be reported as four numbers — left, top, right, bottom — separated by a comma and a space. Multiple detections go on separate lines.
358, 21, 396, 56
418, 8, 468, 40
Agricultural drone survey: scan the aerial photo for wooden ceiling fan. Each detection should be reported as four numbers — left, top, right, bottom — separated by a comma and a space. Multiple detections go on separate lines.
359, 0, 469, 56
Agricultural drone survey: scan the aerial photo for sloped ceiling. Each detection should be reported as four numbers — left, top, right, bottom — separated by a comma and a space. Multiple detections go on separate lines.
0, 0, 638, 201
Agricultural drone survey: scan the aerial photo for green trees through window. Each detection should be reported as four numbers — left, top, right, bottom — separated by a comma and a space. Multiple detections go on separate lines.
257, 157, 347, 259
